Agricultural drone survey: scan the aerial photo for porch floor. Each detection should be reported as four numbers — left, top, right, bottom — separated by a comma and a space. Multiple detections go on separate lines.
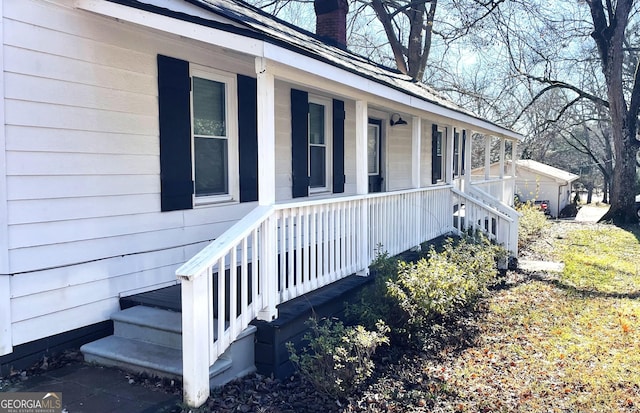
121, 285, 182, 312
119, 274, 373, 317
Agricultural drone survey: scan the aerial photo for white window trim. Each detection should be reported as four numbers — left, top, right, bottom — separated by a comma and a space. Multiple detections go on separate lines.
367, 122, 381, 176
190, 65, 239, 205
308, 95, 332, 194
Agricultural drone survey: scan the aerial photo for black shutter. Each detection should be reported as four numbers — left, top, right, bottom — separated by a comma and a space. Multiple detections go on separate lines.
332, 99, 345, 193
431, 124, 441, 184
157, 54, 193, 211
291, 89, 309, 198
237, 75, 259, 203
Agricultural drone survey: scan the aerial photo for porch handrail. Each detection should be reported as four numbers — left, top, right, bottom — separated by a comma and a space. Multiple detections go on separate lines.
451, 187, 514, 223
177, 205, 274, 281
176, 185, 454, 407
467, 185, 519, 221
452, 186, 519, 255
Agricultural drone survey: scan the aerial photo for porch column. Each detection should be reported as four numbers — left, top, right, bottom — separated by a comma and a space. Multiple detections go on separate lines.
499, 138, 505, 179
355, 100, 369, 275
484, 135, 491, 180
256, 57, 276, 206
255, 57, 278, 320
411, 116, 421, 188
0, 0, 10, 357
445, 125, 455, 184
511, 141, 518, 177
181, 274, 211, 407
499, 138, 506, 203
464, 129, 473, 189
355, 101, 368, 195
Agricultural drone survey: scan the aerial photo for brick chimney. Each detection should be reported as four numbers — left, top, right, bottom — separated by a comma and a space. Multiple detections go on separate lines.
314, 0, 348, 48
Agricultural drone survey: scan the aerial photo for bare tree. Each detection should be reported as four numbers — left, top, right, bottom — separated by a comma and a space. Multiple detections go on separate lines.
492, 0, 640, 223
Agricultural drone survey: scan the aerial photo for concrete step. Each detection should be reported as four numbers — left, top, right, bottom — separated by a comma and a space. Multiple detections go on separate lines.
81, 335, 232, 379
112, 306, 182, 349
81, 306, 257, 387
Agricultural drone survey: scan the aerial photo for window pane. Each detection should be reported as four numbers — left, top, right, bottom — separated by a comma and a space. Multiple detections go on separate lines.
194, 137, 228, 196
309, 103, 325, 144
367, 124, 379, 175
193, 77, 226, 136
309, 146, 326, 188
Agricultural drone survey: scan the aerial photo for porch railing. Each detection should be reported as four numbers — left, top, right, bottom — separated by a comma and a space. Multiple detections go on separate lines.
176, 186, 453, 406
471, 176, 516, 206
176, 184, 516, 407
450, 187, 518, 254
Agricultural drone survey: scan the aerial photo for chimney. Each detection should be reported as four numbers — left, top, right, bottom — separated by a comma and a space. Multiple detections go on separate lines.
314, 0, 348, 48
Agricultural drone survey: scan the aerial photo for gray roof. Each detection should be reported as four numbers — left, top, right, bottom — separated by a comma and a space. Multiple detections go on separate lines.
184, 0, 520, 137
114, 0, 522, 139
516, 160, 580, 183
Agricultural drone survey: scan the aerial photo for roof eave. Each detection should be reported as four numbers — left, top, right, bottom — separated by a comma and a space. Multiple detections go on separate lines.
79, 0, 524, 140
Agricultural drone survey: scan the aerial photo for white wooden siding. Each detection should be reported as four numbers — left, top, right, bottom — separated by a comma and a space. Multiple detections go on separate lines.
0, 0, 11, 356
274, 80, 293, 201
343, 100, 357, 194
386, 118, 412, 190
3, 0, 257, 346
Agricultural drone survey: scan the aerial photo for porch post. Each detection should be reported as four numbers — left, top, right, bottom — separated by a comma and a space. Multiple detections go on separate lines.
411, 116, 421, 188
256, 57, 276, 206
445, 125, 454, 184
511, 141, 518, 177
499, 138, 505, 179
464, 129, 472, 190
181, 274, 211, 407
355, 100, 369, 275
484, 135, 491, 180
355, 101, 368, 195
499, 138, 506, 203
255, 57, 278, 320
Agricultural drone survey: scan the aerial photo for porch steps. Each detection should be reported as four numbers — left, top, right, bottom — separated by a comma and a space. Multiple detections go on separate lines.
81, 306, 256, 387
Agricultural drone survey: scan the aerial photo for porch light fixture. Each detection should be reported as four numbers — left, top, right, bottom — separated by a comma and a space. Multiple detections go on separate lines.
390, 113, 407, 126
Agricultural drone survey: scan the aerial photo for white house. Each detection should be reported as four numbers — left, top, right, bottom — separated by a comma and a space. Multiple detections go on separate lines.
0, 0, 523, 407
514, 160, 579, 217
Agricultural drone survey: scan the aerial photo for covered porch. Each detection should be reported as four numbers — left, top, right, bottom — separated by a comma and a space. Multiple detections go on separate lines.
177, 139, 518, 406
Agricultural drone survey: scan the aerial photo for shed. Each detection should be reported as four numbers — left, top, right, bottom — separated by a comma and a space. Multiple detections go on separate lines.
515, 160, 579, 217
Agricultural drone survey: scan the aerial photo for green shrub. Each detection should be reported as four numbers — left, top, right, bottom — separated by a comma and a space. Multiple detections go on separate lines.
350, 234, 505, 351
287, 318, 389, 399
346, 247, 402, 330
386, 235, 504, 349
517, 203, 550, 250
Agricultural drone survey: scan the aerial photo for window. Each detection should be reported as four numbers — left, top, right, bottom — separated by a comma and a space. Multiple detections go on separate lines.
368, 123, 380, 175
308, 96, 332, 192
291, 89, 344, 198
191, 68, 237, 204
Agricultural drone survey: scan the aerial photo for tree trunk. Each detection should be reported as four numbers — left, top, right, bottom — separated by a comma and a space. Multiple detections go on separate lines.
604, 132, 638, 222
587, 0, 639, 224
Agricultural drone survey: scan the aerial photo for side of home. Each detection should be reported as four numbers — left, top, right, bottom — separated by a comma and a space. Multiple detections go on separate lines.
0, 0, 522, 395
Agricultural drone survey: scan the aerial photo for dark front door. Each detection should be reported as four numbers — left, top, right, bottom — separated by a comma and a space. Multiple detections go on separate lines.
368, 119, 383, 193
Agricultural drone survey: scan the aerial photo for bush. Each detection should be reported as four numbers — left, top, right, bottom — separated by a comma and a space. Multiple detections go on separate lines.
386, 235, 504, 349
349, 234, 505, 351
517, 202, 550, 250
287, 318, 389, 399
